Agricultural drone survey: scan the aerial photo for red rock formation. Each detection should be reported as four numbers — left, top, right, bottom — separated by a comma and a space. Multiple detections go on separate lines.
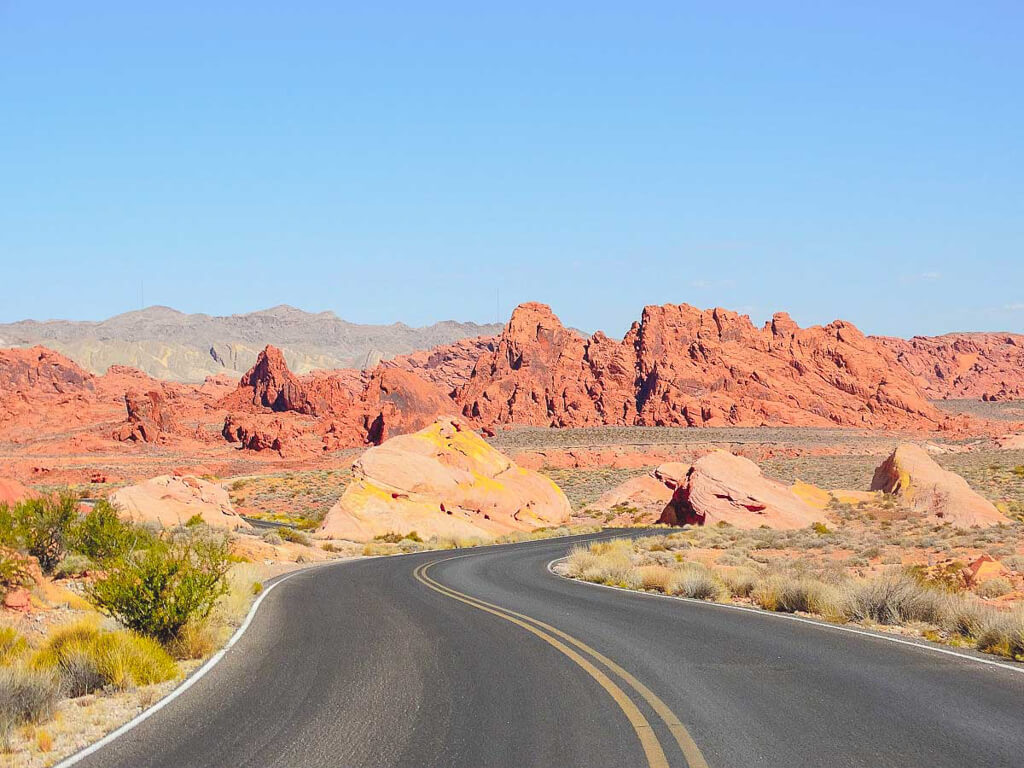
458, 303, 942, 431
357, 367, 459, 445
458, 302, 627, 428
222, 413, 300, 455
876, 333, 1024, 401
385, 336, 498, 394
222, 345, 314, 414
114, 390, 177, 443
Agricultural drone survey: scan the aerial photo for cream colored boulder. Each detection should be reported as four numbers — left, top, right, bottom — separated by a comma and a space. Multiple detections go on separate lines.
318, 418, 571, 541
110, 475, 252, 531
870, 444, 1008, 527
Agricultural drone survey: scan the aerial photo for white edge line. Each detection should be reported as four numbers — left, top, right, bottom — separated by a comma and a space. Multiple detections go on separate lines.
53, 533, 606, 766
546, 556, 1024, 677
54, 569, 304, 767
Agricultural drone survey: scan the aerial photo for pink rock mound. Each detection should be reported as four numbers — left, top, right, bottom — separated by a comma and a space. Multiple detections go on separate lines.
870, 444, 1009, 527
318, 418, 571, 541
659, 451, 825, 529
0, 478, 37, 506
591, 475, 675, 525
110, 475, 252, 531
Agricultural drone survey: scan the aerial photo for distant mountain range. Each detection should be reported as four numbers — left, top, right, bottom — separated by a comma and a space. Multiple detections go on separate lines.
0, 305, 502, 382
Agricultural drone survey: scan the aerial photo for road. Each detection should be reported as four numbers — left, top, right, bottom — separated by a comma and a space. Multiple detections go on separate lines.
69, 532, 1024, 768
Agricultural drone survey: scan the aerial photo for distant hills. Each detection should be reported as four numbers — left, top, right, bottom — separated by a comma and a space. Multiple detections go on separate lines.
0, 305, 502, 382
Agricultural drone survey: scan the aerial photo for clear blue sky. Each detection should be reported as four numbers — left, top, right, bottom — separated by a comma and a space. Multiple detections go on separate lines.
1, 2, 1021, 337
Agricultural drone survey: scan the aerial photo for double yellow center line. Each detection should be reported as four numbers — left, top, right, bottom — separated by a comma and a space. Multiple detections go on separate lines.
413, 557, 710, 768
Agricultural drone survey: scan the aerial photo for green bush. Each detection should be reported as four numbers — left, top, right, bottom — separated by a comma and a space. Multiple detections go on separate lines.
88, 536, 231, 642
0, 504, 18, 549
185, 514, 205, 528
0, 550, 31, 596
12, 493, 79, 574
74, 501, 147, 564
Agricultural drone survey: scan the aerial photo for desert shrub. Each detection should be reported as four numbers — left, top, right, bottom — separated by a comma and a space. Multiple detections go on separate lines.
261, 530, 284, 546
845, 571, 946, 626
565, 545, 601, 578
73, 501, 147, 565
0, 505, 17, 549
54, 553, 94, 578
32, 621, 176, 694
277, 527, 312, 546
811, 522, 831, 535
0, 550, 31, 596
637, 565, 674, 591
13, 493, 79, 574
0, 667, 59, 746
975, 578, 1013, 599
89, 536, 231, 642
166, 620, 217, 660
0, 628, 27, 667
975, 608, 1024, 660
719, 568, 758, 598
667, 567, 720, 600
1003, 555, 1024, 573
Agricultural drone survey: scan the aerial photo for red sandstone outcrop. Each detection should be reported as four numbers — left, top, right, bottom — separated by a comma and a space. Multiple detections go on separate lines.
385, 336, 498, 394
222, 345, 314, 414
876, 333, 1024, 401
869, 444, 1009, 527
659, 451, 826, 529
458, 303, 943, 431
114, 390, 177, 443
318, 418, 571, 541
222, 413, 301, 455
356, 367, 458, 445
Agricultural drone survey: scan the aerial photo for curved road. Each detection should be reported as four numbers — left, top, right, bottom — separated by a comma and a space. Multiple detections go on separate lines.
70, 533, 1024, 768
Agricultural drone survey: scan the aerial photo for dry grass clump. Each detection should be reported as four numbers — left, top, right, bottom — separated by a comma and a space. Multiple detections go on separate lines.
666, 566, 721, 600
0, 667, 59, 749
31, 620, 177, 696
0, 628, 27, 668
975, 607, 1024, 661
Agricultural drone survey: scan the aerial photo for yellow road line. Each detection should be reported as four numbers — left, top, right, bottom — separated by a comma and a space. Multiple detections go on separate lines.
419, 560, 710, 768
413, 562, 670, 768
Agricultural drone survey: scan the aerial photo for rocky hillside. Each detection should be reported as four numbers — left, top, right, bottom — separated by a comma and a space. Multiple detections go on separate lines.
875, 332, 1024, 401
457, 302, 943, 430
0, 305, 501, 382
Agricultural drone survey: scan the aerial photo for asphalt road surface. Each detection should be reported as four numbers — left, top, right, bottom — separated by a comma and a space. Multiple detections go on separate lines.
68, 532, 1024, 768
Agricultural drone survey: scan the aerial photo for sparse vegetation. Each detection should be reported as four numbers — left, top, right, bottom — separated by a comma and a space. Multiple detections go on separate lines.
0, 667, 59, 748
88, 535, 231, 643
565, 533, 1024, 662
31, 620, 177, 695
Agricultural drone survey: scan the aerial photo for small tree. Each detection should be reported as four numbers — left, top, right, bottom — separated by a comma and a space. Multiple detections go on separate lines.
14, 494, 79, 574
88, 535, 231, 643
73, 501, 149, 564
